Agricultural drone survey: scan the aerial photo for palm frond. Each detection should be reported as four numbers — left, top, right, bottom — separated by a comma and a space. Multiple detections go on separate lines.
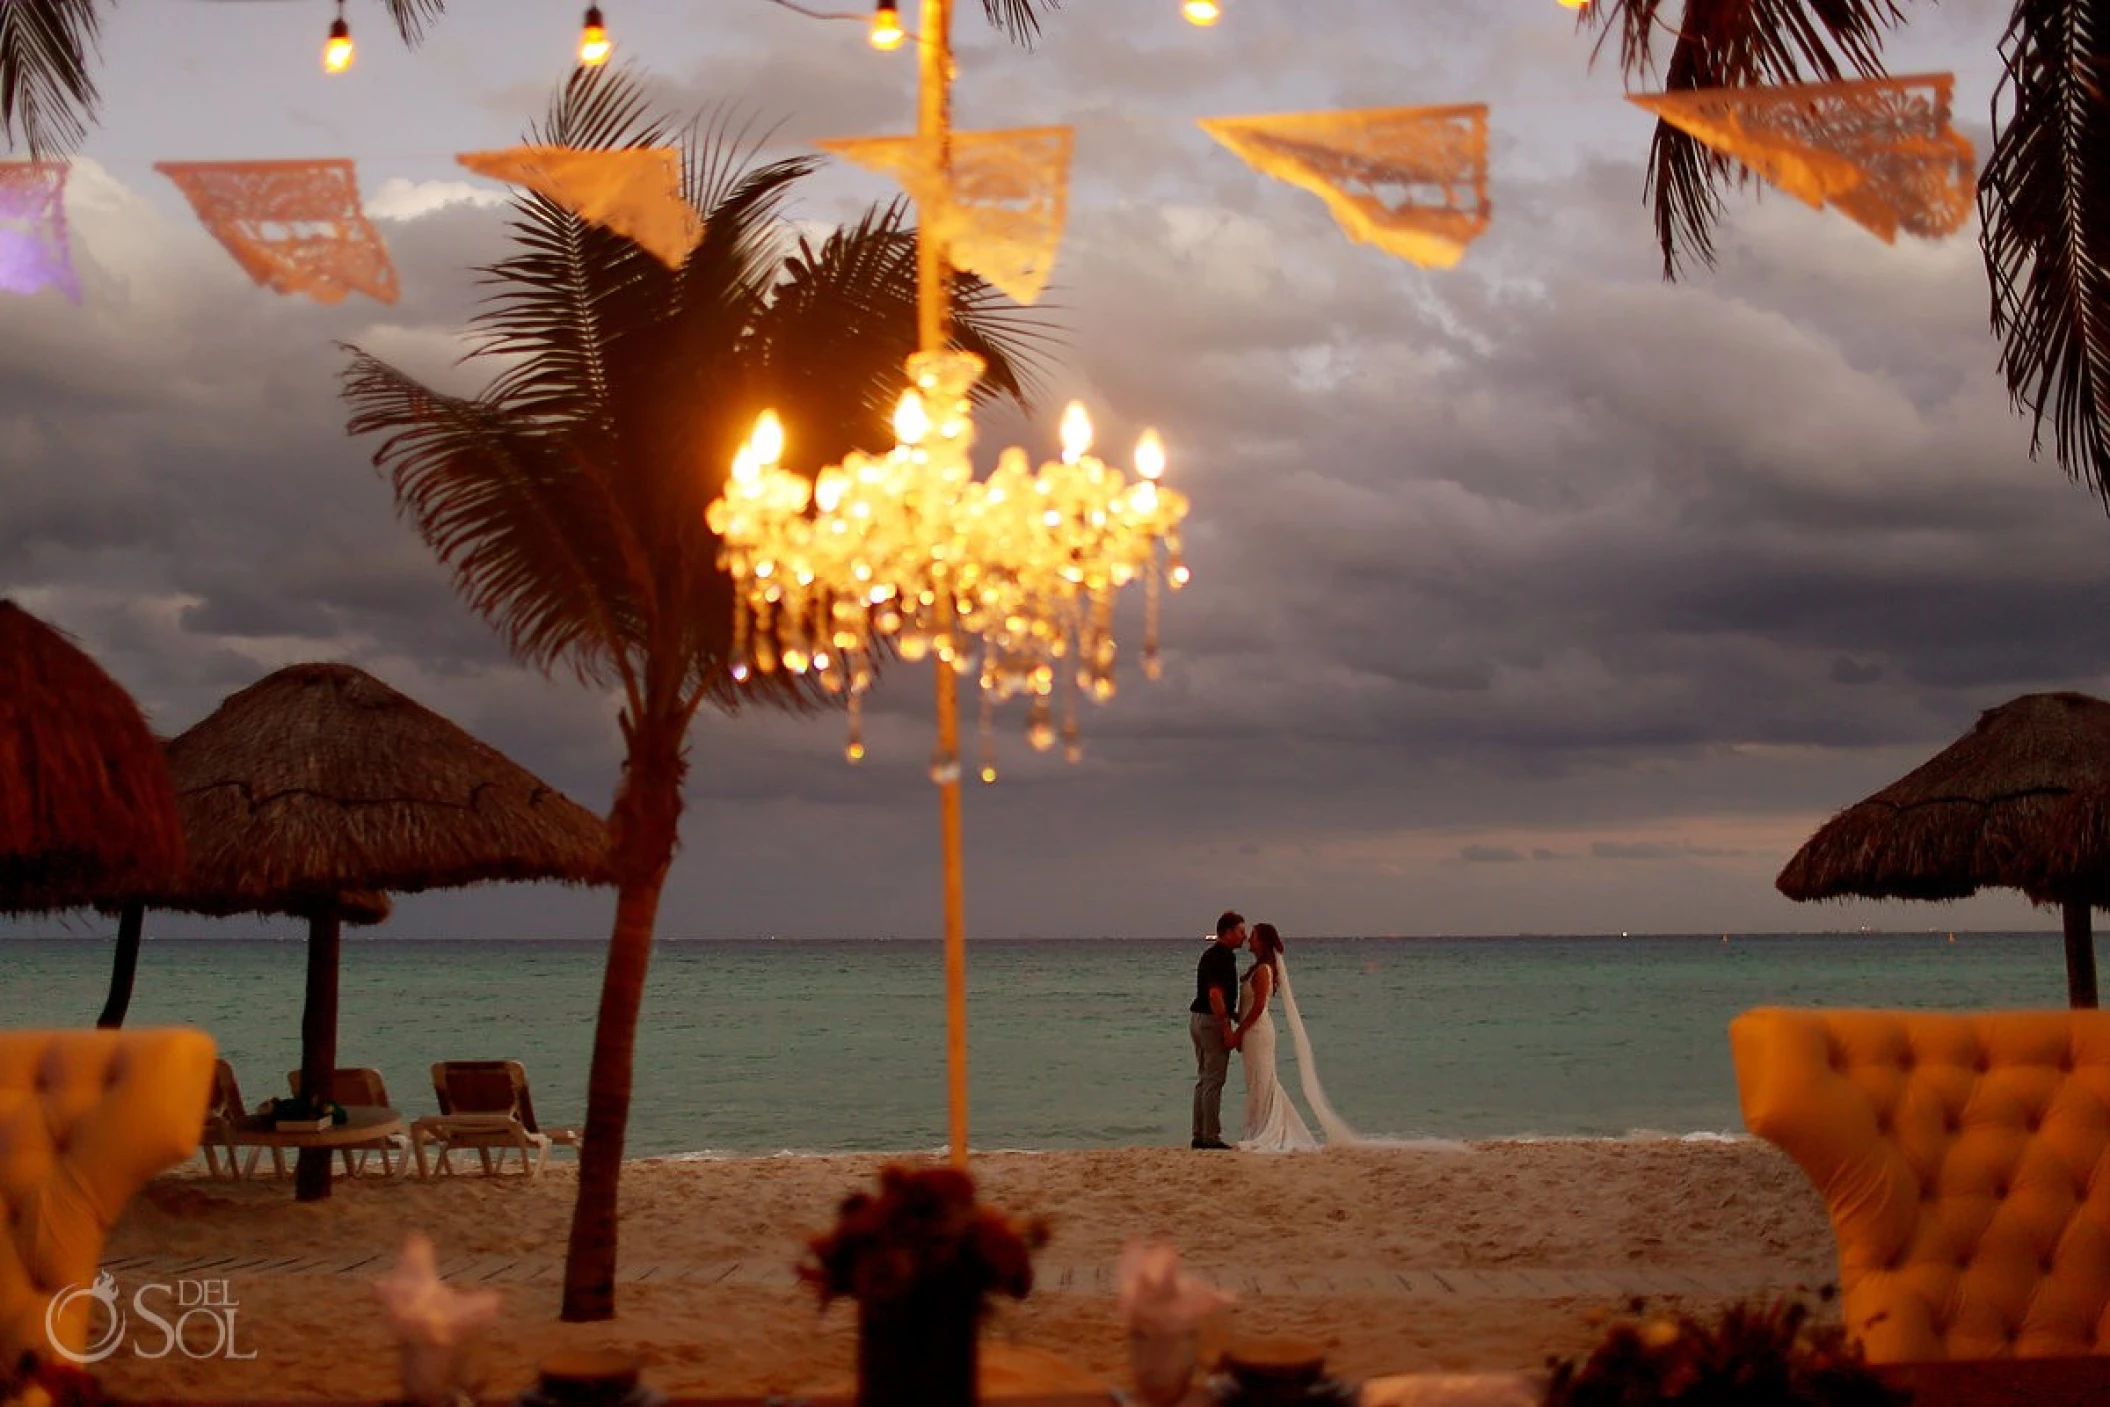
377, 0, 447, 45
749, 200, 1052, 472
0, 0, 99, 157
981, 0, 1055, 46
1586, 0, 1908, 277
342, 350, 647, 689
1980, 0, 2110, 505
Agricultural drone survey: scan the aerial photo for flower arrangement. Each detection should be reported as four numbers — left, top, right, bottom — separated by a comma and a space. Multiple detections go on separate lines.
801, 1165, 1049, 1407
1542, 1295, 1905, 1407
801, 1164, 1048, 1307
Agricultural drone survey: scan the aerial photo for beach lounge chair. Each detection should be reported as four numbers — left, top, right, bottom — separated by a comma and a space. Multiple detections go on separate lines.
205, 1059, 287, 1179
0, 1028, 215, 1368
411, 1059, 581, 1178
283, 1066, 413, 1177
1731, 1007, 2110, 1363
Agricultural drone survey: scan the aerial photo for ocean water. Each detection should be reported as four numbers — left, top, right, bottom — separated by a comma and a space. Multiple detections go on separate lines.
0, 932, 2081, 1156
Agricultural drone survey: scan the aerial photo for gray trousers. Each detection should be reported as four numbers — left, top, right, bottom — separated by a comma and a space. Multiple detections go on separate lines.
1190, 1011, 1230, 1142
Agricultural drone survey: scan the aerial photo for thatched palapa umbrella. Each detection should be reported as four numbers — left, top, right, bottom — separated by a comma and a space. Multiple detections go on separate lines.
0, 601, 183, 911
132, 662, 610, 1200
1777, 691, 2110, 1008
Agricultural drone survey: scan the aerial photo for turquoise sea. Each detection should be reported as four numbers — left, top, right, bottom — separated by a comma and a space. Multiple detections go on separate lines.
0, 933, 2084, 1156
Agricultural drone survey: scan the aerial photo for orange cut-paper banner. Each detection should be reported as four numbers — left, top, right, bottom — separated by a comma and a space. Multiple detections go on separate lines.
816, 127, 1073, 305
156, 159, 398, 304
1199, 105, 1491, 269
1630, 73, 1975, 243
457, 146, 702, 268
0, 162, 81, 301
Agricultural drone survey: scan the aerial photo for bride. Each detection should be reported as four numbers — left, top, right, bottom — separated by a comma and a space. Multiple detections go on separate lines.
1231, 923, 1361, 1152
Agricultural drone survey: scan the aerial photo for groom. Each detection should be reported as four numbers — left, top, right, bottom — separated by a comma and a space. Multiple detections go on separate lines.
1189, 910, 1246, 1150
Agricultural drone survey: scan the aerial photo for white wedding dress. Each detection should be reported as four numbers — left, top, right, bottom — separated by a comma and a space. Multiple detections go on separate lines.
1236, 963, 1317, 1152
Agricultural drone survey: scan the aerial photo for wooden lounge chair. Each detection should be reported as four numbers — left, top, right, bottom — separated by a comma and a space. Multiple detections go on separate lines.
283, 1066, 412, 1177
1731, 1007, 2110, 1362
204, 1059, 287, 1179
411, 1059, 581, 1178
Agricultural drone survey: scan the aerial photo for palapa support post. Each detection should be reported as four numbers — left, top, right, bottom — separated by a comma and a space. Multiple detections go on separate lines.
295, 908, 343, 1202
96, 901, 146, 1028
2062, 900, 2098, 1009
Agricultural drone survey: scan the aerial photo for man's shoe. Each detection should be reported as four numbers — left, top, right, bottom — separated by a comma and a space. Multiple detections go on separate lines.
1191, 1137, 1210, 1149
1195, 1137, 1233, 1150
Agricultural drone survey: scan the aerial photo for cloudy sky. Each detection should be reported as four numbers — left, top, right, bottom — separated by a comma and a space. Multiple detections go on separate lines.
5, 0, 2100, 941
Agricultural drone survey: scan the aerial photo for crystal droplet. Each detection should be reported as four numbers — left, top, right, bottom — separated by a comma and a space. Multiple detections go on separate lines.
980, 764, 998, 784
899, 633, 930, 663
929, 748, 962, 786
846, 739, 866, 763
1143, 645, 1162, 681
1027, 698, 1056, 753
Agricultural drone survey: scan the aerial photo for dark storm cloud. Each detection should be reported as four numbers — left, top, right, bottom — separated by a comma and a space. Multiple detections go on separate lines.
0, 0, 2085, 937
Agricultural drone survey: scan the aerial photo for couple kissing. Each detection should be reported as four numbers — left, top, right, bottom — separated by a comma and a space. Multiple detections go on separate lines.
1188, 910, 1358, 1153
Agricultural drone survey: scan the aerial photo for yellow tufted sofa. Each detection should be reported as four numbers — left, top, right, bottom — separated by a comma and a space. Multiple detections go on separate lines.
0, 1028, 214, 1370
1731, 1007, 2110, 1362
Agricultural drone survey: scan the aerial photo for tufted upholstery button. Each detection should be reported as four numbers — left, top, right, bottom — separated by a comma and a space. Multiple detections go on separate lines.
1973, 1052, 1991, 1073
1944, 1111, 1961, 1133
1994, 1181, 2010, 1200
2041, 1255, 2056, 1275
2026, 1114, 2043, 1133
1828, 1041, 1848, 1073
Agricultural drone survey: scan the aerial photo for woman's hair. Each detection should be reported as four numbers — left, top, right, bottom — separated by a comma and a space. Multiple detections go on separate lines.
1250, 922, 1284, 970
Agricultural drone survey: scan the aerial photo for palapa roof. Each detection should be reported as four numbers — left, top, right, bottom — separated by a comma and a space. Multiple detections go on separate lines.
145, 662, 610, 917
1776, 691, 2110, 908
0, 603, 185, 913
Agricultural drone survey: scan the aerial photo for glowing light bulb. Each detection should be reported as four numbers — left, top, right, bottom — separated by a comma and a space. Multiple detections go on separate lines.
1135, 428, 1166, 481
322, 11, 355, 74
578, 6, 612, 65
731, 444, 760, 486
869, 2, 906, 51
815, 467, 848, 513
894, 390, 931, 445
1059, 402, 1093, 463
1182, 0, 1222, 26
751, 410, 785, 467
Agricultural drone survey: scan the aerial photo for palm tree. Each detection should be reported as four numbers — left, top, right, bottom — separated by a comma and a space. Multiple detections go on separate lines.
1586, 1, 2107, 509
340, 67, 1046, 1320
0, 0, 1051, 158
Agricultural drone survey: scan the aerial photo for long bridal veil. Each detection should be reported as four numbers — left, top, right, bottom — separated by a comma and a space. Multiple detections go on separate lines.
1273, 948, 1363, 1146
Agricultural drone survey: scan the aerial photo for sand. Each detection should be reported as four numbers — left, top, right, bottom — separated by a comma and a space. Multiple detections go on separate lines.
96, 1140, 1838, 1401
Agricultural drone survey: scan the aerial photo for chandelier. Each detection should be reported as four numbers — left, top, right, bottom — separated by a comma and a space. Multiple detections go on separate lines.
706, 349, 1190, 782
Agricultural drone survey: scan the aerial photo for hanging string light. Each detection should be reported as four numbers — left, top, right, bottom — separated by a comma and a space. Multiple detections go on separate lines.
322, 0, 355, 74
1181, 0, 1223, 26
706, 351, 1189, 778
578, 6, 613, 66
869, 2, 906, 52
